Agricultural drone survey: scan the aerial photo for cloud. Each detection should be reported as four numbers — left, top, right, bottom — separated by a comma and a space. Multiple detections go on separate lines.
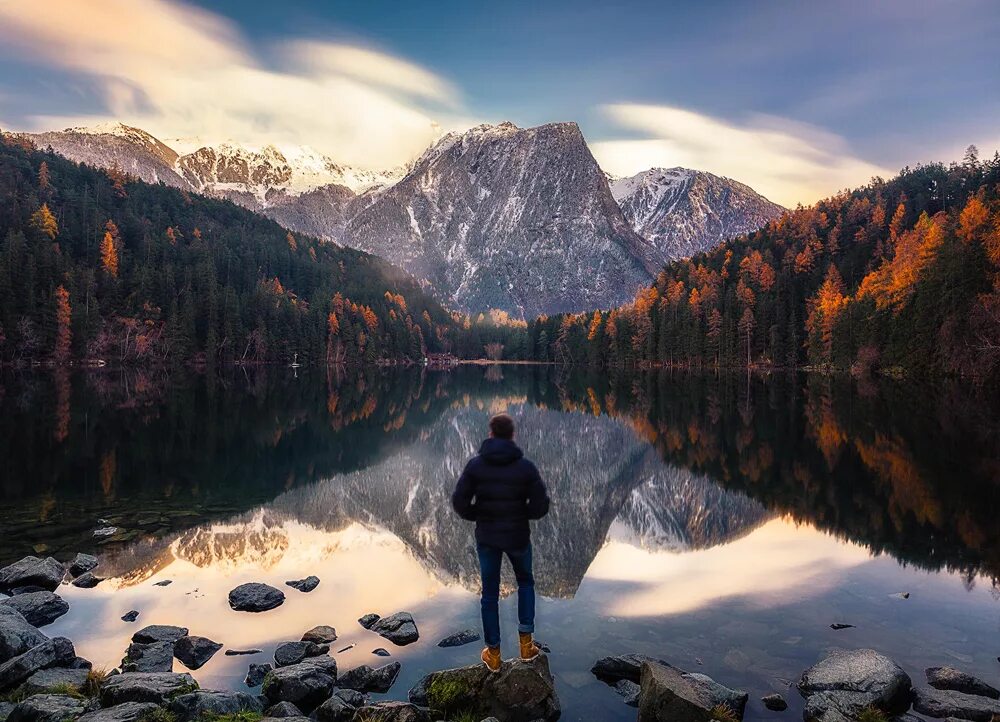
0, 0, 463, 168
591, 103, 892, 207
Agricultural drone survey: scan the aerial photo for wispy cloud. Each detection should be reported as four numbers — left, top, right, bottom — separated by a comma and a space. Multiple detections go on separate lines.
0, 0, 466, 167
591, 103, 892, 207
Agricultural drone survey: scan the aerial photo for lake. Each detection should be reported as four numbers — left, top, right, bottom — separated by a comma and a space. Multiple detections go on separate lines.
1, 366, 998, 720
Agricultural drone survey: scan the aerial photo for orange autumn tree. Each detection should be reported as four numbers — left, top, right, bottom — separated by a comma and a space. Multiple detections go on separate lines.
857, 211, 946, 311
100, 230, 119, 277
29, 203, 58, 240
805, 265, 849, 366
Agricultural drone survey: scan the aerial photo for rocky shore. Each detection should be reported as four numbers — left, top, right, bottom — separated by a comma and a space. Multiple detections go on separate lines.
3, 554, 999, 722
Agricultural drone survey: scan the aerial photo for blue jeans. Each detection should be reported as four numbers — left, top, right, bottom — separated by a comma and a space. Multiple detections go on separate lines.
477, 542, 535, 649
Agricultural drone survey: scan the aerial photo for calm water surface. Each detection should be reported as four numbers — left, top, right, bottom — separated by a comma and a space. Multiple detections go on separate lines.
1, 367, 998, 721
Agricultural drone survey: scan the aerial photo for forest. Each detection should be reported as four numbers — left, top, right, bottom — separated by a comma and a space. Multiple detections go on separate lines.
0, 133, 526, 366
531, 146, 1000, 381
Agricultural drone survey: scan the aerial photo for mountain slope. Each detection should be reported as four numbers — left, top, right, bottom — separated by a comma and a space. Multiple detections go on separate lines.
346, 121, 657, 317
611, 167, 785, 263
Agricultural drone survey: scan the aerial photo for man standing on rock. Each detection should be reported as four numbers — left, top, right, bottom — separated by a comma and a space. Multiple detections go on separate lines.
452, 412, 551, 672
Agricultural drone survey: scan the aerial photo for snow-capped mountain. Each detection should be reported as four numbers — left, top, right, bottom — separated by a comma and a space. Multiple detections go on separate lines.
611, 167, 785, 262
345, 121, 658, 317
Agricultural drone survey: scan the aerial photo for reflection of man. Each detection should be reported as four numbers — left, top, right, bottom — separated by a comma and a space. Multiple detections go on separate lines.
452, 413, 551, 672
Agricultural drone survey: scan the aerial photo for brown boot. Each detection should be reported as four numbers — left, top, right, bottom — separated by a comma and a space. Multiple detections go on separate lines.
519, 632, 540, 660
481, 646, 501, 672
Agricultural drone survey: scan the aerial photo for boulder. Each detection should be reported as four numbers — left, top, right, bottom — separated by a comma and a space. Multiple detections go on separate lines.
0, 637, 76, 691
762, 692, 788, 711
131, 626, 188, 645
0, 607, 49, 663
337, 662, 400, 693
358, 614, 380, 630
67, 554, 99, 578
260, 661, 336, 713
246, 663, 273, 688
71, 573, 103, 589
6, 694, 87, 722
285, 577, 319, 593
913, 687, 1000, 721
273, 642, 328, 668
0, 592, 70, 628
0, 558, 64, 594
121, 641, 174, 673
66, 658, 93, 670
437, 630, 481, 648
228, 583, 285, 612
591, 653, 667, 684
173, 636, 222, 670
168, 690, 264, 721
311, 696, 355, 722
76, 702, 161, 722
409, 655, 559, 722
332, 690, 365, 707
615, 679, 641, 707
797, 649, 912, 720
926, 667, 999, 699
638, 662, 748, 722
370, 612, 419, 646
301, 626, 337, 645
100, 672, 199, 706
22, 666, 91, 695
263, 701, 302, 718
300, 656, 337, 676
353, 702, 428, 722
120, 612, 139, 623
0, 701, 14, 722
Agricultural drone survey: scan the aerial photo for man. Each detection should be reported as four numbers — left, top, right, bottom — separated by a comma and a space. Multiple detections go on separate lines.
452, 412, 550, 672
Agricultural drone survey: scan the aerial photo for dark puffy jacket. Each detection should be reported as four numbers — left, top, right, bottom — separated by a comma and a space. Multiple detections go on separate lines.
452, 437, 550, 550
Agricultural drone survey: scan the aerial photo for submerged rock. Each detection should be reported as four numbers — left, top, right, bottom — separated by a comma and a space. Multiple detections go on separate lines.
301, 626, 337, 644
225, 649, 262, 656
77, 702, 161, 722
370, 612, 419, 646
337, 662, 401, 693
168, 690, 263, 722
0, 592, 69, 628
761, 692, 788, 711
285, 576, 320, 593
591, 654, 668, 684
71, 573, 103, 589
926, 666, 1000, 699
615, 679, 641, 707
372, 648, 391, 657
121, 641, 174, 673
638, 661, 748, 722
0, 637, 76, 691
0, 558, 65, 594
260, 660, 336, 713
829, 624, 855, 631
797, 648, 912, 720
437, 629, 481, 648
152, 580, 172, 587
67, 554, 99, 578
120, 612, 139, 623
0, 607, 49, 663
100, 671, 199, 705
245, 662, 272, 688
273, 642, 329, 668
173, 636, 222, 670
409, 655, 559, 722
228, 583, 285, 612
131, 626, 188, 645
6, 693, 87, 722
913, 687, 1000, 721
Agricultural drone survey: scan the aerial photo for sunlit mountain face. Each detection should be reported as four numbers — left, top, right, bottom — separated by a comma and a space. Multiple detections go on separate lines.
3, 366, 999, 721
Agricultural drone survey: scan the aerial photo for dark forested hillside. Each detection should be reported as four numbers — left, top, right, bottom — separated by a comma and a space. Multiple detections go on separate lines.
532, 147, 1000, 381
0, 133, 525, 365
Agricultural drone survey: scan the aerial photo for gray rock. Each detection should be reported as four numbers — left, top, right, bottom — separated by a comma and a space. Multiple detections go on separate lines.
591, 654, 667, 684
638, 661, 748, 722
67, 555, 98, 578
0, 592, 70, 628
332, 689, 365, 707
120, 611, 139, 623
121, 641, 174, 673
337, 662, 400, 693
225, 649, 262, 656
311, 696, 355, 722
409, 655, 559, 722
6, 694, 86, 722
0, 701, 14, 722
926, 667, 1000, 699
246, 663, 273, 688
22, 667, 91, 694
357, 614, 379, 630
762, 692, 788, 711
66, 658, 93, 671
353, 702, 428, 722
0, 558, 65, 594
436, 629, 480, 648
370, 612, 419, 646
173, 636, 222, 670
797, 649, 912, 720
285, 577, 319, 593
71, 573, 103, 589
273, 642, 328, 668
300, 626, 337, 645
229, 583, 285, 612
263, 701, 301, 718
131, 626, 188, 645
830, 624, 855, 630
615, 679, 641, 707
168, 690, 264, 721
99, 672, 199, 705
0, 607, 49, 663
260, 661, 336, 713
76, 702, 161, 722
0, 637, 76, 691
913, 687, 1000, 721
372, 648, 391, 657
152, 581, 172, 587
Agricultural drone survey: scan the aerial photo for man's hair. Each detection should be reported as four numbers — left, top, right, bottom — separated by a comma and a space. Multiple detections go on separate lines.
489, 413, 515, 440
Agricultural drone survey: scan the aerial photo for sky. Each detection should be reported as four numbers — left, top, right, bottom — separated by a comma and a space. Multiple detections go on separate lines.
0, 0, 998, 206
